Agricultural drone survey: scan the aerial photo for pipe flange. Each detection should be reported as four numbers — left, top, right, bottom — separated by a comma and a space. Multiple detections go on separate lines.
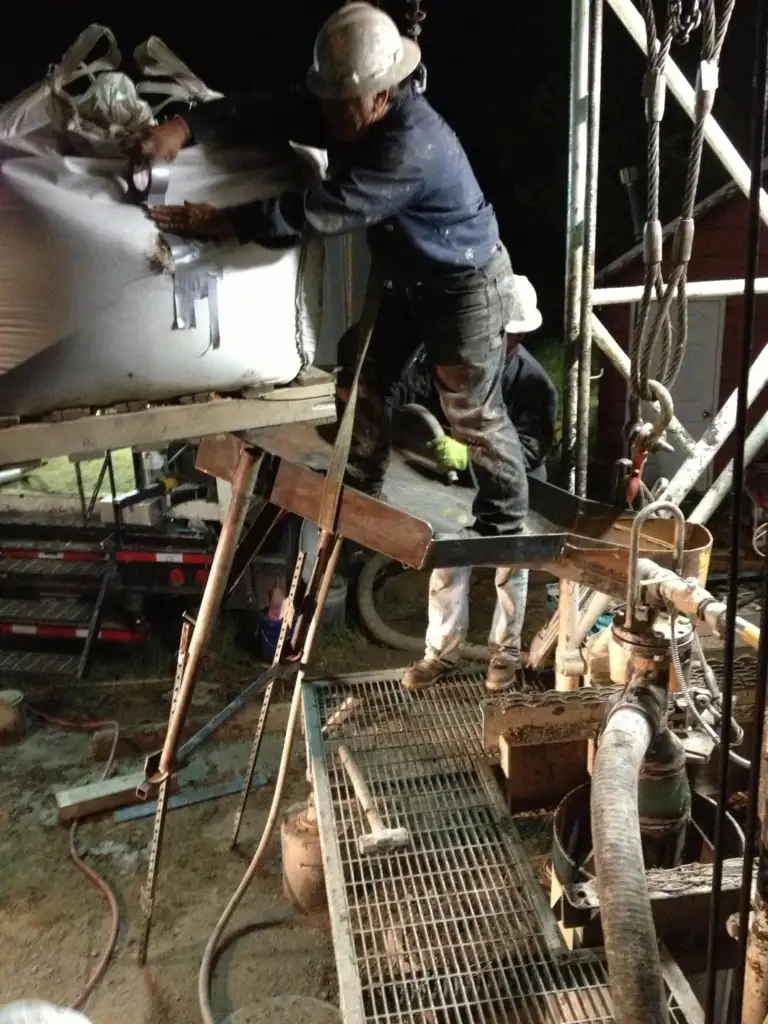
612, 609, 692, 655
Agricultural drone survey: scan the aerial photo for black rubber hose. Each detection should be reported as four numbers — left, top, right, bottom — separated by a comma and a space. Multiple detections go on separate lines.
591, 706, 668, 1024
356, 550, 493, 660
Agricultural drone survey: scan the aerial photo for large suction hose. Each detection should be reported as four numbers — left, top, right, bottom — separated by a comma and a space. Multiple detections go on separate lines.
198, 536, 344, 1024
591, 706, 668, 1024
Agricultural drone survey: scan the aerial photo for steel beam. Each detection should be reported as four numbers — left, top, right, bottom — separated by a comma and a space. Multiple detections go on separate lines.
562, 0, 591, 491
690, 411, 768, 524
596, 278, 768, 305
661, 341, 768, 504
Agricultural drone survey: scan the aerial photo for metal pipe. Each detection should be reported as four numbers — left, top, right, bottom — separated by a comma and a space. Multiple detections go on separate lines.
156, 447, 260, 782
591, 315, 696, 454
689, 410, 768, 525
0, 467, 32, 486
556, 0, 591, 689
704, 0, 768, 1007
561, 0, 591, 490
596, 278, 768, 305
576, 0, 603, 497
660, 340, 768, 506
555, 579, 582, 690
607, 0, 768, 229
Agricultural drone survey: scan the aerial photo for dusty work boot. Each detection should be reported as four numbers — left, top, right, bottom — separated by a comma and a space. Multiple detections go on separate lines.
401, 656, 456, 693
484, 650, 526, 694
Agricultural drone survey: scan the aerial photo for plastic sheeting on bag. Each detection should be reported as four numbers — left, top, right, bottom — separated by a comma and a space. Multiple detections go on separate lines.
0, 25, 222, 158
0, 28, 346, 418
0, 145, 327, 416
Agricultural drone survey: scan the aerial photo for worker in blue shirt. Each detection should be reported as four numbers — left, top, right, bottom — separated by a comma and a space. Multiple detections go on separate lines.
138, 2, 530, 693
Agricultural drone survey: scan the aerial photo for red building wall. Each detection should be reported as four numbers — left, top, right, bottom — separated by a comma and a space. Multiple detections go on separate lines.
596, 194, 768, 482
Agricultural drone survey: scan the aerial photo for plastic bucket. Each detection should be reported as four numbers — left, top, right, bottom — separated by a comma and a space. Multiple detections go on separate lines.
259, 612, 293, 662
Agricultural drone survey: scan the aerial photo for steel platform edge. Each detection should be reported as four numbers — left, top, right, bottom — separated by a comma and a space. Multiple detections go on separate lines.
302, 668, 704, 1024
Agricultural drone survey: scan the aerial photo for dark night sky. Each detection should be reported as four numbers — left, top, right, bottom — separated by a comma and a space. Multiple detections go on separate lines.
0, 1, 758, 337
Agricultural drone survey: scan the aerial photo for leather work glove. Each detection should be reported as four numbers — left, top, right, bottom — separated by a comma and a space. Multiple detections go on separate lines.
134, 116, 191, 164
429, 436, 469, 472
148, 201, 233, 241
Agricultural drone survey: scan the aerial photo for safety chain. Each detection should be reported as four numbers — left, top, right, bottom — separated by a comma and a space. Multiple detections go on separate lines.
404, 0, 426, 40
404, 0, 427, 94
668, 0, 703, 44
622, 0, 736, 505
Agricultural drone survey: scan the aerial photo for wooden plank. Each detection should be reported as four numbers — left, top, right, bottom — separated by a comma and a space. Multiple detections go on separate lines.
55, 771, 179, 824
195, 435, 246, 482
0, 388, 335, 466
269, 458, 433, 569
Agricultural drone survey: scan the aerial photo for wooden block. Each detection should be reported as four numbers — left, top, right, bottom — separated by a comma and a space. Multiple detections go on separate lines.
195, 435, 246, 482
500, 734, 589, 810
56, 771, 179, 824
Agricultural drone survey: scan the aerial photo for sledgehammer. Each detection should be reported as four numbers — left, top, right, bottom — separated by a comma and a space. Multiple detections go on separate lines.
337, 744, 410, 856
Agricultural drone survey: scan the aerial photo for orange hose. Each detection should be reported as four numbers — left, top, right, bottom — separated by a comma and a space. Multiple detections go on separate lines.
29, 708, 122, 1011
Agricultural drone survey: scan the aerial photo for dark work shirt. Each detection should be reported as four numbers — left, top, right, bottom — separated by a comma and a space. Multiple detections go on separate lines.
392, 343, 558, 472
183, 84, 500, 281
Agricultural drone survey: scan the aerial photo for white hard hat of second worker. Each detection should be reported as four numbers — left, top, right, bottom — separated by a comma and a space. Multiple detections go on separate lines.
307, 3, 422, 101
505, 275, 544, 334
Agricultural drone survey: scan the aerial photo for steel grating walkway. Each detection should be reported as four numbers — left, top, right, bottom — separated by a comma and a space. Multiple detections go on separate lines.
304, 670, 698, 1024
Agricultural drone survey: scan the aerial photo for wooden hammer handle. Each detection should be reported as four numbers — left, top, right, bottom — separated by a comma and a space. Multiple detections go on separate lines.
338, 744, 383, 833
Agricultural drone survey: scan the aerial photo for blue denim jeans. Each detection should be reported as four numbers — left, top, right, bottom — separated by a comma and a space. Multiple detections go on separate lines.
337, 244, 529, 537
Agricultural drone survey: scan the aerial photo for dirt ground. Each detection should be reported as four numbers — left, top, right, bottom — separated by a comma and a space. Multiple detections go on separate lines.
0, 570, 555, 1022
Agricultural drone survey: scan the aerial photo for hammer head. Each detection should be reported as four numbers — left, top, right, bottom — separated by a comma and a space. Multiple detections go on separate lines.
357, 827, 410, 857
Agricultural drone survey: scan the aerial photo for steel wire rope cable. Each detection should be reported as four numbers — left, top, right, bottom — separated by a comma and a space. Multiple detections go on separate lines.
628, 0, 675, 435
28, 709, 122, 1012
629, 0, 736, 451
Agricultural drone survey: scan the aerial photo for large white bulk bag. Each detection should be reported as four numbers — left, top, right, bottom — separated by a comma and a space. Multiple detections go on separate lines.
0, 144, 326, 417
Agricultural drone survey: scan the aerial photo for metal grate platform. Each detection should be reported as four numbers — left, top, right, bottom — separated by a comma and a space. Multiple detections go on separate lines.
0, 650, 79, 678
0, 557, 104, 578
304, 670, 699, 1024
0, 596, 95, 625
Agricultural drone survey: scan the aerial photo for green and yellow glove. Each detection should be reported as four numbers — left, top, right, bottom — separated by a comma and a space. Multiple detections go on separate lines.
429, 436, 469, 472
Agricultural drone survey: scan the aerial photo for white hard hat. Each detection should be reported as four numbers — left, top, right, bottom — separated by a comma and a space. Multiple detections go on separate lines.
307, 3, 422, 101
505, 275, 543, 334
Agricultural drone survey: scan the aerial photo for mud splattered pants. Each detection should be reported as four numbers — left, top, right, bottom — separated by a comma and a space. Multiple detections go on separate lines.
337, 244, 529, 538
424, 464, 546, 663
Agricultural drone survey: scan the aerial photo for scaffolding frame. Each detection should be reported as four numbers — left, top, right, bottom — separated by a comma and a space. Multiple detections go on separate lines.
560, 1, 768, 1021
